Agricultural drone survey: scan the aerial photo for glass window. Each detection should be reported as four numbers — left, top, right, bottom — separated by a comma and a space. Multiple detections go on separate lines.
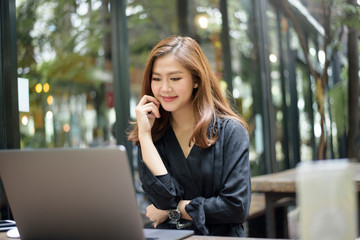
226, 0, 260, 174
266, 5, 286, 169
17, 0, 116, 149
296, 62, 315, 161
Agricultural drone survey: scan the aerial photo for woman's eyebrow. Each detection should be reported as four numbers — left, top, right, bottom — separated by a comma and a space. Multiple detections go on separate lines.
168, 71, 183, 75
152, 71, 183, 76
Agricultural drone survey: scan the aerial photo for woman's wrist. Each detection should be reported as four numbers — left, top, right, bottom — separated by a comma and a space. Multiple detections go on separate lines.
138, 131, 153, 144
139, 132, 168, 176
177, 200, 192, 221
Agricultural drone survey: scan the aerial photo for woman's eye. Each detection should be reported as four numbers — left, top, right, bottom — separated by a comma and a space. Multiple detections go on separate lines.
152, 77, 161, 81
171, 77, 181, 81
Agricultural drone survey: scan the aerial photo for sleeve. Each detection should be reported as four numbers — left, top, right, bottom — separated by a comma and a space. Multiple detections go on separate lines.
185, 121, 251, 234
137, 146, 184, 210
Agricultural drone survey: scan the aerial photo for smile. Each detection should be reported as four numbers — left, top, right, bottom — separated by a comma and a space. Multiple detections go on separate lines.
161, 96, 178, 102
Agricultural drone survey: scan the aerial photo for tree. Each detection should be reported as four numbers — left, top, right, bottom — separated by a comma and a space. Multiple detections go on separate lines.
280, 0, 360, 159
346, 0, 359, 159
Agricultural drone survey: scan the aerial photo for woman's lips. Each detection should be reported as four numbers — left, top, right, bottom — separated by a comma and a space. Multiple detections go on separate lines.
161, 96, 177, 102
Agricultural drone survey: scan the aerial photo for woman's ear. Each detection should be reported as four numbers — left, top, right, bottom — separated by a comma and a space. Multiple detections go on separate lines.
194, 82, 199, 88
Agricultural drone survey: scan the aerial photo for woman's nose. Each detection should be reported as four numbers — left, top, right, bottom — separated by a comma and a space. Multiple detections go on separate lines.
160, 80, 171, 91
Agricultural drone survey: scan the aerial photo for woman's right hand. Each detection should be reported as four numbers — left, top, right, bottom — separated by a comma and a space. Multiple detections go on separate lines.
135, 95, 161, 136
146, 204, 168, 228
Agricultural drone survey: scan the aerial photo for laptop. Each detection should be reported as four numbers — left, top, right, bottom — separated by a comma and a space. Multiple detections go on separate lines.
0, 146, 194, 240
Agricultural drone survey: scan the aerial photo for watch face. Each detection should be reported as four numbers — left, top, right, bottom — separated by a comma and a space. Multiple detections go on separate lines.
169, 209, 181, 221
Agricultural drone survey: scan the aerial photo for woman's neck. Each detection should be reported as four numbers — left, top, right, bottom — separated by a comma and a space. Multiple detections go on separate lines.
170, 107, 195, 132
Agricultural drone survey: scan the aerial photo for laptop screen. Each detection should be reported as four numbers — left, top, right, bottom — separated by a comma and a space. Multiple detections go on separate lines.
0, 146, 146, 240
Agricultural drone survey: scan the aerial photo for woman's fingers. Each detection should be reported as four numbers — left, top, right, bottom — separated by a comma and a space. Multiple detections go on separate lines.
136, 102, 160, 118
135, 95, 161, 134
136, 95, 161, 118
138, 95, 160, 108
145, 102, 161, 118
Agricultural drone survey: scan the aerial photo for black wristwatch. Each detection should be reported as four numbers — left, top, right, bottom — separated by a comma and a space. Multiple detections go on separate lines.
168, 208, 181, 221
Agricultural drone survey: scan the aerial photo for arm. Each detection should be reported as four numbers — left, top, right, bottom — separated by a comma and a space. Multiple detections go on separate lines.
136, 95, 184, 208
136, 96, 190, 225
138, 152, 184, 210
139, 133, 167, 176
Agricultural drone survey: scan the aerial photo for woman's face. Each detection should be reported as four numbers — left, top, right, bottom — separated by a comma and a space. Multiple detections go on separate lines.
151, 54, 196, 114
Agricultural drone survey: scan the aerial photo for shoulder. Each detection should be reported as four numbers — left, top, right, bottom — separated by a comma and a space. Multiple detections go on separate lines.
217, 117, 248, 134
214, 117, 249, 147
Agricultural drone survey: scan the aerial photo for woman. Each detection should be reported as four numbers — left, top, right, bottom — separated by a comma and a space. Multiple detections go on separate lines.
127, 36, 251, 236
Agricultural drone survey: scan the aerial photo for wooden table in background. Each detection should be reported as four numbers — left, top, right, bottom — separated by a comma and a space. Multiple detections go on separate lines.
251, 162, 360, 238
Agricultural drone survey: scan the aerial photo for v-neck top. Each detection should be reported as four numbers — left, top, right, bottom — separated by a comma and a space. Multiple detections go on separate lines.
137, 117, 251, 236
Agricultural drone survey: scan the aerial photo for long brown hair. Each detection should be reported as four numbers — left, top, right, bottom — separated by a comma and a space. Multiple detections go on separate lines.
127, 36, 248, 148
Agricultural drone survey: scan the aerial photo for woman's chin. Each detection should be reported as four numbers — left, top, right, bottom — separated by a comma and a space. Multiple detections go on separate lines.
159, 103, 175, 112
